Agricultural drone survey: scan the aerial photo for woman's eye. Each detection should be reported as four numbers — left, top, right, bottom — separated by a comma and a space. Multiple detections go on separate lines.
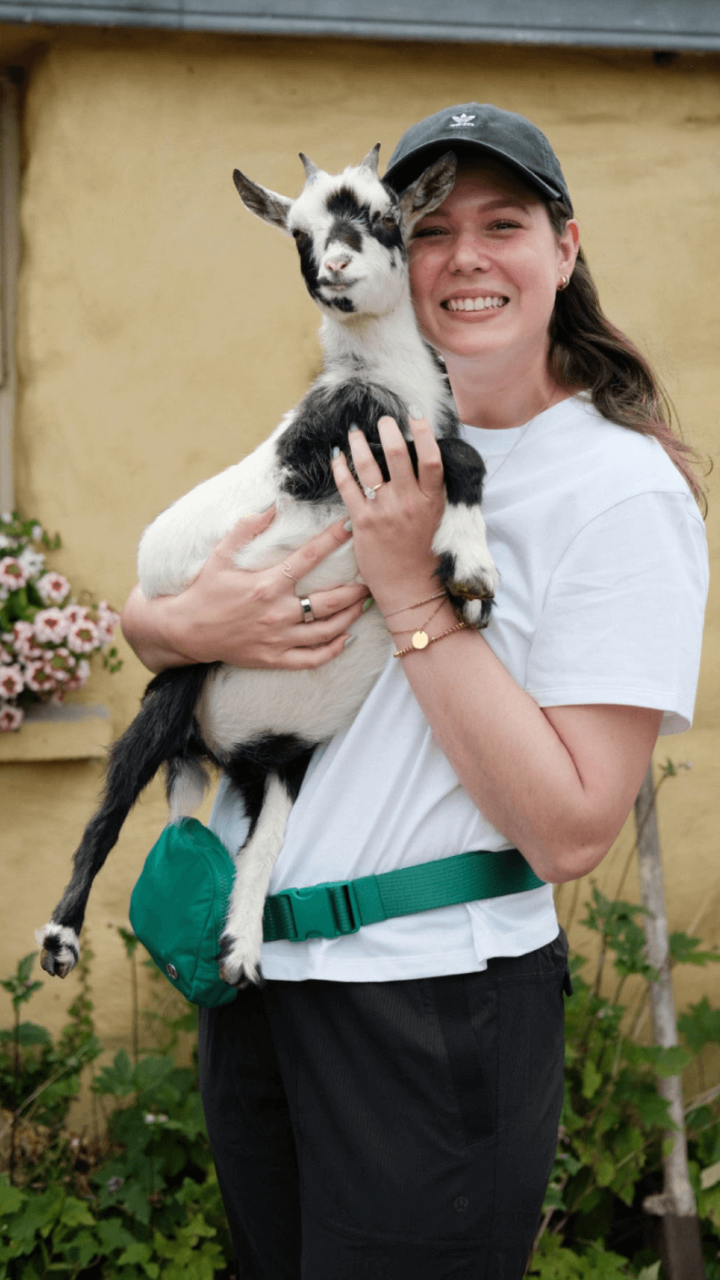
412, 226, 446, 239
490, 220, 520, 231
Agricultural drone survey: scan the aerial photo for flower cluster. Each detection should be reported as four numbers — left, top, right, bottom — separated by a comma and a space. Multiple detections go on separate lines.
0, 513, 121, 732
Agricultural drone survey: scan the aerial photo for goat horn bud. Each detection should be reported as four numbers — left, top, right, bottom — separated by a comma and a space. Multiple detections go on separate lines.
299, 153, 321, 182
359, 142, 381, 174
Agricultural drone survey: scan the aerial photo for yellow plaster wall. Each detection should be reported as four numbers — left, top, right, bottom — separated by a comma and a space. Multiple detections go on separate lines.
1, 29, 718, 1060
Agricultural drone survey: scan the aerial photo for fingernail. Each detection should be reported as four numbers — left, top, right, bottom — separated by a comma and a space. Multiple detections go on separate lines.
361, 597, 374, 613
332, 446, 341, 459
258, 502, 275, 513
344, 634, 358, 648
343, 519, 353, 533
408, 404, 423, 421
348, 422, 361, 433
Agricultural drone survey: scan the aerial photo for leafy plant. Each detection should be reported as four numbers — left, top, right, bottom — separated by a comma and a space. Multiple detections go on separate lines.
0, 946, 232, 1279
529, 886, 720, 1276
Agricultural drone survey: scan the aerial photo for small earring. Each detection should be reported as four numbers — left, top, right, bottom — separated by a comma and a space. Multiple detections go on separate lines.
558, 275, 569, 291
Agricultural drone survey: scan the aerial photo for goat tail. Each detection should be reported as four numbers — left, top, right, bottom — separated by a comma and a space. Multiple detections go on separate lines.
38, 663, 215, 976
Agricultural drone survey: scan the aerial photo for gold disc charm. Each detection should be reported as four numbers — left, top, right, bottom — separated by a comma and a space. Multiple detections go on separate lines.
411, 630, 429, 650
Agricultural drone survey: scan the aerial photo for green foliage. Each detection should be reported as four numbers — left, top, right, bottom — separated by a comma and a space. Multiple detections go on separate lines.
0, 945, 231, 1280
4, 869, 720, 1279
532, 884, 720, 1276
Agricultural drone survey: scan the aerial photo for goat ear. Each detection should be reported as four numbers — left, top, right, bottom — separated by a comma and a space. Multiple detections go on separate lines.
359, 142, 381, 175
398, 152, 457, 231
233, 169, 293, 233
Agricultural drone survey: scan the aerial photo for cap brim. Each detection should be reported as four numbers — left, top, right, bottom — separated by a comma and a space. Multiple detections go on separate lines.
384, 138, 570, 211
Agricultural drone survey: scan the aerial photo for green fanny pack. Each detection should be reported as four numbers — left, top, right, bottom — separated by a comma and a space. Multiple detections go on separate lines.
129, 817, 544, 1009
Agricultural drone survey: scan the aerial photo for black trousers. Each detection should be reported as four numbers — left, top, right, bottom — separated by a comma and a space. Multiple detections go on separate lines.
198, 932, 570, 1280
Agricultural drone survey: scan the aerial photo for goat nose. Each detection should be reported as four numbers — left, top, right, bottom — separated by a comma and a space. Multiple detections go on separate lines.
324, 255, 350, 273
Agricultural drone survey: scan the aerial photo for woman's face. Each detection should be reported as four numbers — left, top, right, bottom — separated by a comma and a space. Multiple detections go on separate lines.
408, 163, 579, 374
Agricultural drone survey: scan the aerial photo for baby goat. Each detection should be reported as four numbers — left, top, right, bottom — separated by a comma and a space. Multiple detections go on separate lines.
37, 143, 498, 988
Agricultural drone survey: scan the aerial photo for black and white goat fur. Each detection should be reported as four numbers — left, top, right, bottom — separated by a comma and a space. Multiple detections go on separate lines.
37, 143, 498, 987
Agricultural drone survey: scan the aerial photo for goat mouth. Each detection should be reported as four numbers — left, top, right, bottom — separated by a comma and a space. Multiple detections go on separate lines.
318, 277, 359, 291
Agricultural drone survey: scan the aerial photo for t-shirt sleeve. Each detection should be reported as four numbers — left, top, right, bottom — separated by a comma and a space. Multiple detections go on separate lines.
525, 490, 708, 734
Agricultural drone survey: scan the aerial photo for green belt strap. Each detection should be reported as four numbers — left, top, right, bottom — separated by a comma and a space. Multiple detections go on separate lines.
262, 849, 544, 944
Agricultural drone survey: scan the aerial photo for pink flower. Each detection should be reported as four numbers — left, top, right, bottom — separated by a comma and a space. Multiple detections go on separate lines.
34, 607, 69, 644
45, 647, 76, 682
67, 619, 99, 654
0, 664, 24, 698
97, 601, 120, 644
0, 703, 23, 732
65, 659, 90, 691
22, 660, 57, 694
63, 604, 93, 627
12, 621, 43, 660
36, 571, 71, 605
0, 643, 13, 664
0, 557, 28, 590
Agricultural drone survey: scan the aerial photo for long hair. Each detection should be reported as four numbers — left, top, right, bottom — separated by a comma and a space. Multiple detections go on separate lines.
546, 199, 706, 509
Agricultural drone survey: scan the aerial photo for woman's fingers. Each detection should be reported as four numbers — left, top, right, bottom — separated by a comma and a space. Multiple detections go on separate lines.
278, 515, 355, 582
296, 582, 368, 623
211, 506, 277, 568
376, 416, 418, 490
340, 415, 445, 500
408, 414, 446, 496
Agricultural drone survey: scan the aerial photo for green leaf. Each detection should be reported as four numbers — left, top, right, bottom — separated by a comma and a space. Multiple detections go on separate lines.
95, 1217, 136, 1255
0, 1183, 24, 1216
679, 997, 720, 1055
92, 1048, 135, 1097
595, 1153, 616, 1187
669, 932, 720, 967
581, 1058, 603, 1100
2, 1022, 52, 1047
58, 1197, 95, 1230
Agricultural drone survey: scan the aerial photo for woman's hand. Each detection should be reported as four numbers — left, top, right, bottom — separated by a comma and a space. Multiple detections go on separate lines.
121, 507, 369, 674
331, 414, 447, 615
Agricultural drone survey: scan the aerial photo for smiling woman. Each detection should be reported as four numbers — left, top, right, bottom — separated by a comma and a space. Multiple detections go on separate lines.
121, 103, 709, 1280
407, 162, 579, 424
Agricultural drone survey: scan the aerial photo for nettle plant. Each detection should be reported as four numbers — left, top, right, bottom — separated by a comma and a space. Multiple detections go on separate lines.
0, 514, 122, 732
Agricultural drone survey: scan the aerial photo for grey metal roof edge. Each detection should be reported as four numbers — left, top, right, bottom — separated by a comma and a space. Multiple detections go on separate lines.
0, 8, 719, 51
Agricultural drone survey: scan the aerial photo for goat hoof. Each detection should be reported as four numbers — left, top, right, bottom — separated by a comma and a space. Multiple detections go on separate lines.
35, 924, 79, 978
218, 935, 262, 988
462, 596, 494, 629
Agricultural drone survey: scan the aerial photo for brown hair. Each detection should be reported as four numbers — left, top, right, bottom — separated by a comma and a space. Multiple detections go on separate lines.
546, 199, 706, 510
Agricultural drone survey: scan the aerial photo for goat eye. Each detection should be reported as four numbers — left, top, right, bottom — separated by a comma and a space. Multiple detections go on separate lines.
380, 214, 398, 231
292, 229, 309, 243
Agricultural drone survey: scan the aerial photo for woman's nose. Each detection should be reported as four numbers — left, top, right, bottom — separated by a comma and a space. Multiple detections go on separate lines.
449, 233, 490, 273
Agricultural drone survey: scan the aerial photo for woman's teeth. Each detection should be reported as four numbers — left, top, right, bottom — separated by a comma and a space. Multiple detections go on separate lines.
445, 296, 507, 312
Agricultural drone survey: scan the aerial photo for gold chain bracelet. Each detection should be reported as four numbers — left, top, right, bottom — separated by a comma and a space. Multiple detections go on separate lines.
393, 620, 469, 658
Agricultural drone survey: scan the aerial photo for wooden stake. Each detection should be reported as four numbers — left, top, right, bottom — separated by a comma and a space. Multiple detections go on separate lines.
635, 765, 705, 1278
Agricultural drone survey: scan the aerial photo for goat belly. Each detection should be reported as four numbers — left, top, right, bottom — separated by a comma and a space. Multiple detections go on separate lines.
194, 605, 390, 760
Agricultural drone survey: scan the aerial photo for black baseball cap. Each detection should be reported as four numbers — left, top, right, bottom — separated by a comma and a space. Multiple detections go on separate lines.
384, 103, 573, 214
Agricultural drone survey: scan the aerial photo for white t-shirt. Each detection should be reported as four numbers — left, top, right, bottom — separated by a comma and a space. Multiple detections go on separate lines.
210, 395, 708, 982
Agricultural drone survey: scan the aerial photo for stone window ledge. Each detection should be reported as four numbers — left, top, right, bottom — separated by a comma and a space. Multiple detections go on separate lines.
0, 703, 111, 762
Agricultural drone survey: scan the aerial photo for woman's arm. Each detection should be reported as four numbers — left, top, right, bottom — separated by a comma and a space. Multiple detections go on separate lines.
121, 508, 369, 674
332, 416, 663, 885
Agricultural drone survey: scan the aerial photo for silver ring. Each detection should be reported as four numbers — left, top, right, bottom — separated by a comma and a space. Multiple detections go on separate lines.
363, 482, 384, 501
299, 597, 314, 624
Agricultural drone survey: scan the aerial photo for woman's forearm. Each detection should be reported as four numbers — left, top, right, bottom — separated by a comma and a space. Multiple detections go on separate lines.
121, 586, 195, 674
397, 605, 662, 884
